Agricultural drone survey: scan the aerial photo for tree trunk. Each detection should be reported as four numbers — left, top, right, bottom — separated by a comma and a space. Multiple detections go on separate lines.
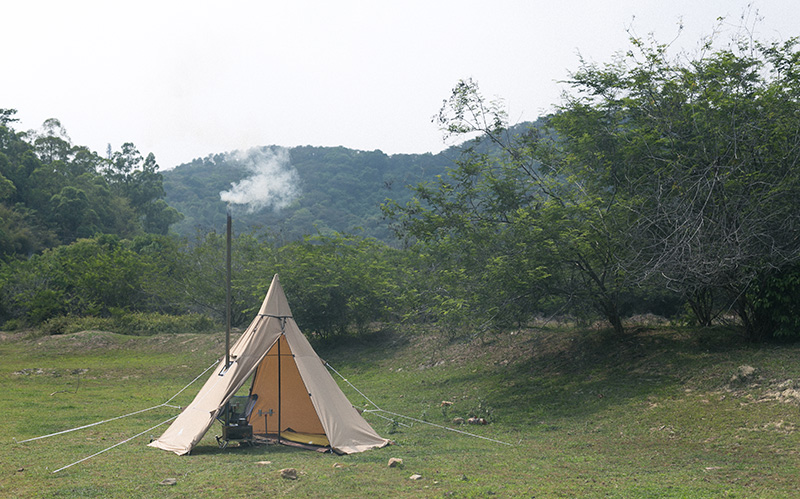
687, 288, 715, 327
598, 297, 624, 336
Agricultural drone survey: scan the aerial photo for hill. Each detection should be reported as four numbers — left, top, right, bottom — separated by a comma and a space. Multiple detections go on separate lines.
162, 145, 460, 242
162, 121, 541, 242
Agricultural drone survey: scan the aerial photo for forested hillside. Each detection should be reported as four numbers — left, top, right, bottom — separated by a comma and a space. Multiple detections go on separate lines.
163, 145, 461, 242
0, 110, 181, 260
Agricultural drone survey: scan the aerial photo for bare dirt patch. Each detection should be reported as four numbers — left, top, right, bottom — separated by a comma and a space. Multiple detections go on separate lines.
0, 331, 26, 342
28, 330, 127, 352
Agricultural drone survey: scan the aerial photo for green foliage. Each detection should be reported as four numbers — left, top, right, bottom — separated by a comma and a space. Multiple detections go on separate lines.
111, 228, 409, 338
748, 264, 800, 340
0, 115, 182, 260
0, 234, 195, 327
385, 80, 629, 335
163, 146, 453, 242
106, 311, 218, 336
385, 29, 800, 340
275, 233, 405, 337
1, 236, 142, 322
547, 31, 800, 340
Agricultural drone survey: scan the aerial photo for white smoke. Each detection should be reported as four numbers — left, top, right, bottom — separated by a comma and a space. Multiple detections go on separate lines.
219, 147, 300, 213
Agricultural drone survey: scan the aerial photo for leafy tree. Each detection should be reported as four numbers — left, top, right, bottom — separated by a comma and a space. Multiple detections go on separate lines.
49, 186, 100, 240
104, 143, 182, 234
1, 236, 147, 322
171, 229, 276, 326
32, 118, 72, 164
387, 27, 800, 339
1, 233, 203, 325
0, 115, 183, 256
127, 233, 191, 314
140, 199, 184, 235
0, 109, 18, 127
275, 233, 403, 337
386, 79, 630, 334
541, 30, 800, 340
748, 264, 800, 339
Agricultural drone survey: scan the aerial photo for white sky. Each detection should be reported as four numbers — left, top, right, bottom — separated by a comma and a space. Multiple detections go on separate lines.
3, 0, 798, 169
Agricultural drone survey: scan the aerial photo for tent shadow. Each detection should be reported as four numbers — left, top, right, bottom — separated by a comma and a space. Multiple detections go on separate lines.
188, 439, 306, 456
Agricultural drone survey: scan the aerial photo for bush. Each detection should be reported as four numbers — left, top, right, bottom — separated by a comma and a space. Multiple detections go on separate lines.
110, 312, 220, 335
36, 313, 219, 336
749, 265, 800, 340
40, 315, 114, 335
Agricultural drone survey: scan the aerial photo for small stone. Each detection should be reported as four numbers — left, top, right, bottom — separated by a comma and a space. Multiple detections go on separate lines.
409, 474, 423, 480
256, 460, 272, 465
388, 457, 403, 468
159, 478, 177, 486
280, 468, 298, 480
731, 365, 757, 383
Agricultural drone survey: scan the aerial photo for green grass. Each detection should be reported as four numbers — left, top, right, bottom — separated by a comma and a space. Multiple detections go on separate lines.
2, 325, 800, 497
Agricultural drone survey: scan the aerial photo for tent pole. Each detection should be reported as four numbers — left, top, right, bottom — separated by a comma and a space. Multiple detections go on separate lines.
277, 325, 282, 445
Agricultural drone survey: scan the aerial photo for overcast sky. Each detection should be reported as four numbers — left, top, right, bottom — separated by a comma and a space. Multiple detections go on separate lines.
4, 1, 798, 169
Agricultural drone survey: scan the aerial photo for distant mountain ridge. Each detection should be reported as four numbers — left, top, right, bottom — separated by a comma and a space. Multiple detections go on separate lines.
162, 145, 460, 242
162, 121, 541, 242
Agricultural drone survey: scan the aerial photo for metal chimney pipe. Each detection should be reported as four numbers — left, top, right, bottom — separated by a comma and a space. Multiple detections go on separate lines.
226, 209, 232, 369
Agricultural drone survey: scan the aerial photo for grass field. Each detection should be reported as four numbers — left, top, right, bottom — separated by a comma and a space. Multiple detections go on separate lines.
2, 324, 800, 498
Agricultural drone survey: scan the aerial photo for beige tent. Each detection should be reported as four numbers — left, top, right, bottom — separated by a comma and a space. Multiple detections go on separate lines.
148, 274, 390, 455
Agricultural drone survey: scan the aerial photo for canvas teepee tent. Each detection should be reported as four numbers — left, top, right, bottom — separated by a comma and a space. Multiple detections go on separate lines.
148, 274, 390, 455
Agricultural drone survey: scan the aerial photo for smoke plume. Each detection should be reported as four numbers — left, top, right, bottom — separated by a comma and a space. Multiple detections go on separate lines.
219, 147, 300, 213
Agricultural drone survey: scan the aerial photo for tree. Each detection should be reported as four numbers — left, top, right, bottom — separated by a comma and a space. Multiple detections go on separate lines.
0, 109, 18, 127
275, 233, 402, 337
105, 144, 183, 234
33, 118, 72, 164
387, 26, 800, 339
543, 29, 800, 340
386, 79, 631, 334
1, 236, 148, 322
49, 186, 99, 240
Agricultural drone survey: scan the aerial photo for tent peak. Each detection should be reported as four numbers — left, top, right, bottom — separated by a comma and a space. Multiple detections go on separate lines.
258, 274, 293, 318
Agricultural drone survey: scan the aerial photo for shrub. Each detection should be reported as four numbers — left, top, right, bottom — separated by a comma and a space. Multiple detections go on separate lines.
39, 315, 114, 335
36, 313, 219, 336
110, 312, 219, 335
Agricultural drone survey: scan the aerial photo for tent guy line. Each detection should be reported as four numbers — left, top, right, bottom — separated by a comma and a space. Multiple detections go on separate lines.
14, 358, 219, 445
325, 362, 514, 447
51, 415, 179, 474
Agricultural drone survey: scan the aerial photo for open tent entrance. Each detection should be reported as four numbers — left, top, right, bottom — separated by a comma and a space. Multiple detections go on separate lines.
247, 334, 331, 448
